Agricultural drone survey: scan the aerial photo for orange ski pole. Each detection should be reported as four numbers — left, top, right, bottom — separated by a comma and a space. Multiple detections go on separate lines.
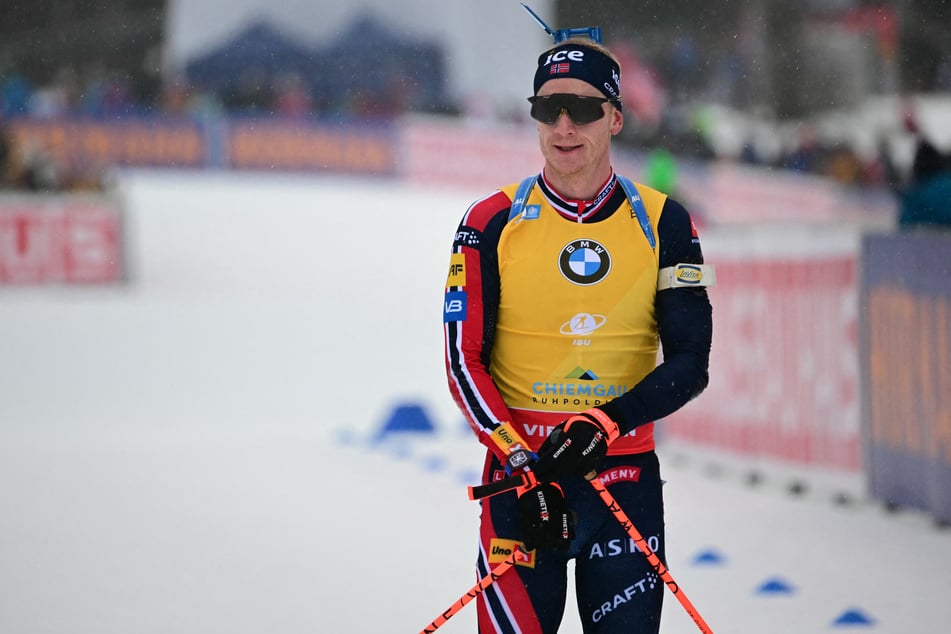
587, 475, 714, 633
418, 546, 524, 633
421, 423, 535, 633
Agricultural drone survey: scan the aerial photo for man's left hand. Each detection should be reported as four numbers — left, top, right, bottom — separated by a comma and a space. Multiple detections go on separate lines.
532, 409, 621, 481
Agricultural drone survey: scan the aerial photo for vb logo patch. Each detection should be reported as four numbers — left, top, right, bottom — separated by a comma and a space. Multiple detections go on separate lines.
559, 239, 611, 285
443, 291, 467, 322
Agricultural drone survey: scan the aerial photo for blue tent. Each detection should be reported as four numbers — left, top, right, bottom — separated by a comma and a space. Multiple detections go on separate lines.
184, 14, 449, 115
185, 21, 317, 92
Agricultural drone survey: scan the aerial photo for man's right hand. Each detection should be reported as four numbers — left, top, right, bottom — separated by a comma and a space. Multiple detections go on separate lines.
516, 482, 574, 551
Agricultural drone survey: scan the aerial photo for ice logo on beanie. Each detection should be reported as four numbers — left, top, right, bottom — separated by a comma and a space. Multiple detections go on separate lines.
542, 49, 585, 66
535, 45, 621, 105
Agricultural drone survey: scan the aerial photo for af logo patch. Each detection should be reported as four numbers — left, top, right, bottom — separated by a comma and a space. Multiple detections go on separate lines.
446, 253, 466, 288
559, 239, 611, 285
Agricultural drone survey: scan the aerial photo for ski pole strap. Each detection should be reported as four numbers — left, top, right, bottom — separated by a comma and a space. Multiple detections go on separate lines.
468, 472, 537, 500
587, 476, 714, 634
469, 422, 539, 500
418, 546, 525, 633
476, 422, 538, 498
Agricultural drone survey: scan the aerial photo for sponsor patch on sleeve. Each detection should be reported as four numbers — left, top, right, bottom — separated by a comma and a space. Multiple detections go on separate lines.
446, 253, 466, 288
657, 263, 716, 290
453, 228, 481, 248
443, 291, 468, 322
488, 538, 536, 568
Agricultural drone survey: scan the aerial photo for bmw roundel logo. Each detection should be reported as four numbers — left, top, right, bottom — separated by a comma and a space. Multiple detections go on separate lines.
559, 239, 611, 285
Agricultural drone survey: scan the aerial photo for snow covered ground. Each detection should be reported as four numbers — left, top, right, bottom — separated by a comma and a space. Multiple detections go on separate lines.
1, 170, 949, 633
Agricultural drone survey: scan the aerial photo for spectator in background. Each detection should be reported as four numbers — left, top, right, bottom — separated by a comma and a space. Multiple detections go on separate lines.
1, 72, 31, 117
273, 73, 313, 118
644, 147, 708, 228
898, 139, 951, 229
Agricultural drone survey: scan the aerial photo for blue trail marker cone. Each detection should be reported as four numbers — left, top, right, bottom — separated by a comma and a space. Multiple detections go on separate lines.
832, 608, 876, 627
375, 402, 437, 441
421, 454, 447, 472
755, 576, 795, 595
690, 548, 726, 565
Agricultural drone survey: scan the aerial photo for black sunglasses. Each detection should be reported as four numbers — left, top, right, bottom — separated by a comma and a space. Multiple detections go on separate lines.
527, 94, 614, 125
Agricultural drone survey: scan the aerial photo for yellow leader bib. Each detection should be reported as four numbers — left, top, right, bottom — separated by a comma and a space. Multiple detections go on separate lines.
491, 178, 666, 420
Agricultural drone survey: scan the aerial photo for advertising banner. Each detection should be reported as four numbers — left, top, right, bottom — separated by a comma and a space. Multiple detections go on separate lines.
0, 195, 125, 285
8, 116, 398, 178
227, 119, 396, 175
861, 232, 951, 523
10, 117, 207, 170
662, 227, 863, 474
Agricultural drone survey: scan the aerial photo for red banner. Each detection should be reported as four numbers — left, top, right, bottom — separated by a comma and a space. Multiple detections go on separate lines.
0, 196, 125, 285
664, 244, 861, 472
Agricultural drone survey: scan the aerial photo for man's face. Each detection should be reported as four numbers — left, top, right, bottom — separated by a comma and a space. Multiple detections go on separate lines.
534, 77, 623, 181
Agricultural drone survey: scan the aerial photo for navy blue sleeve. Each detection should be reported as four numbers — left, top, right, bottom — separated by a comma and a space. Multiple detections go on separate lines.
598, 197, 713, 433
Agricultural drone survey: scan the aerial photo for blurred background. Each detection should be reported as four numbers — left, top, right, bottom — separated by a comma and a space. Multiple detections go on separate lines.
0, 0, 951, 576
1, 0, 951, 190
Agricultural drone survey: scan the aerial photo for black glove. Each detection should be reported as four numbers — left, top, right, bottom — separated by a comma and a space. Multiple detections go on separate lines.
516, 482, 574, 551
532, 409, 621, 482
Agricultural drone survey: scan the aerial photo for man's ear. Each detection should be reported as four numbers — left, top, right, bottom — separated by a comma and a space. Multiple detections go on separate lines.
611, 108, 624, 136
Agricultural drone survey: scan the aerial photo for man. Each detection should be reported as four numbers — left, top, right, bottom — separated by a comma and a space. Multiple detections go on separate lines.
443, 35, 713, 633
